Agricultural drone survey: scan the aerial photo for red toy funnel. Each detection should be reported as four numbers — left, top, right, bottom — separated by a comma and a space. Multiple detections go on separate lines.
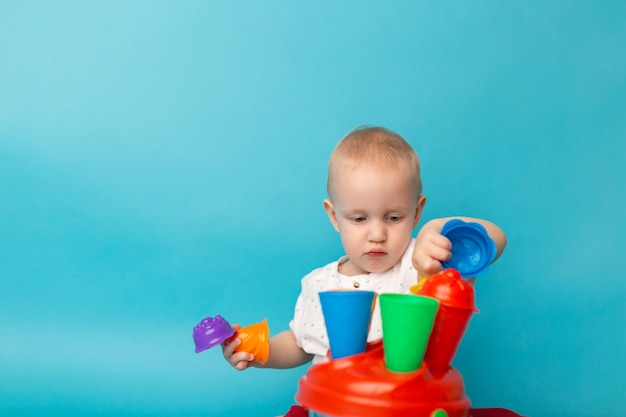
419, 269, 477, 378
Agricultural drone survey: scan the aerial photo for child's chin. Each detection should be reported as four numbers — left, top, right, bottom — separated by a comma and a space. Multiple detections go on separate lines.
365, 261, 396, 274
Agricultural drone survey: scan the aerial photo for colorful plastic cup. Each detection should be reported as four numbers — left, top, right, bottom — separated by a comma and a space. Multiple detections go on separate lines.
420, 269, 478, 377
192, 315, 236, 353
230, 318, 270, 365
441, 219, 496, 278
425, 305, 474, 378
319, 290, 376, 359
379, 293, 440, 373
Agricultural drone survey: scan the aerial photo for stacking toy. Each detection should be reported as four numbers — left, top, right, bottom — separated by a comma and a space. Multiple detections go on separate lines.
440, 219, 496, 278
225, 319, 270, 365
296, 268, 480, 417
297, 340, 470, 417
420, 269, 478, 378
319, 290, 376, 359
192, 315, 236, 353
379, 293, 439, 373
192, 315, 270, 365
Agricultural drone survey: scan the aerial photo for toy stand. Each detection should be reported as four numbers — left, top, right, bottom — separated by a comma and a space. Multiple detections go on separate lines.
296, 340, 470, 417
296, 268, 476, 417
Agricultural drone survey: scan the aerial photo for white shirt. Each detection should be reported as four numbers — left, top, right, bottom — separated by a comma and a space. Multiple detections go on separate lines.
289, 239, 417, 363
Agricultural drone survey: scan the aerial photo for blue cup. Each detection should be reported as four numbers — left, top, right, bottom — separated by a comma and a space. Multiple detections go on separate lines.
441, 219, 496, 277
318, 290, 376, 359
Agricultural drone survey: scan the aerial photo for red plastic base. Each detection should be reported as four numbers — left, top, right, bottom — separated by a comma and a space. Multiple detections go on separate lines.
296, 341, 470, 417
284, 406, 524, 417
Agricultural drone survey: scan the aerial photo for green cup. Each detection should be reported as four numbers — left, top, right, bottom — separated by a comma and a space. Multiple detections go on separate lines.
379, 293, 440, 373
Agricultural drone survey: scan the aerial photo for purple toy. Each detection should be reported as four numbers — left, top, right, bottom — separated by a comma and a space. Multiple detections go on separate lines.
193, 315, 236, 353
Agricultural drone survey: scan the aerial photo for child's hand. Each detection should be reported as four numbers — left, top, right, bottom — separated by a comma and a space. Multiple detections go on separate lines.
412, 221, 452, 277
221, 326, 255, 371
222, 337, 255, 370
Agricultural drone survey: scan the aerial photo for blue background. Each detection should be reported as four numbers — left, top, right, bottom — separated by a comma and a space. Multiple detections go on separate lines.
1, 2, 625, 416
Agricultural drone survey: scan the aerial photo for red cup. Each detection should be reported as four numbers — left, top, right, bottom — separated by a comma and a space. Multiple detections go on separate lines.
419, 269, 477, 377
423, 304, 473, 377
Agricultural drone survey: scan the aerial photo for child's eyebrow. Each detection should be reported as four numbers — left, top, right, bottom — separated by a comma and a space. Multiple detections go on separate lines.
340, 209, 366, 215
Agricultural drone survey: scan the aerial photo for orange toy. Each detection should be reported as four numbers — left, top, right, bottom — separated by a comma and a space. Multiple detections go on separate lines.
230, 319, 270, 365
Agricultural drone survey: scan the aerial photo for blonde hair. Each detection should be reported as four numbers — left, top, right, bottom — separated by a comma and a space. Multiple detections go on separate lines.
327, 126, 422, 198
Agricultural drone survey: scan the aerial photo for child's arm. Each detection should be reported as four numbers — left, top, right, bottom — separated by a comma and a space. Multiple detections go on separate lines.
412, 217, 507, 278
222, 330, 313, 370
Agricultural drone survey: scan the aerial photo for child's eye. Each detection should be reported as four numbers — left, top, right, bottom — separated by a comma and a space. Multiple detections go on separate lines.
353, 216, 366, 223
387, 215, 402, 222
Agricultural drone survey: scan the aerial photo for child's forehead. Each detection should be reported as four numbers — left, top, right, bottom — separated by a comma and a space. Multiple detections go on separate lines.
331, 164, 419, 199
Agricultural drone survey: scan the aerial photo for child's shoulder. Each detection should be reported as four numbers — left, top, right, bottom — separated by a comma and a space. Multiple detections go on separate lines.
300, 258, 340, 289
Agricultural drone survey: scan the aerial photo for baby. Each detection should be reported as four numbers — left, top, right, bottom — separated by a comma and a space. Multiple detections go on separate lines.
222, 126, 507, 367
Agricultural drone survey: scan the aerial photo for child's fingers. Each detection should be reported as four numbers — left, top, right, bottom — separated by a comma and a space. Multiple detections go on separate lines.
412, 251, 441, 276
221, 337, 241, 357
222, 338, 255, 370
431, 233, 452, 250
426, 245, 451, 263
419, 257, 443, 276
231, 351, 255, 370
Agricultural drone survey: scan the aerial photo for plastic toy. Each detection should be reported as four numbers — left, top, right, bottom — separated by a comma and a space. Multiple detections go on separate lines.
192, 315, 270, 365
296, 268, 477, 417
296, 219, 496, 416
419, 269, 478, 379
379, 293, 439, 373
440, 219, 496, 278
193, 315, 235, 353
319, 290, 376, 359
228, 318, 270, 364
410, 219, 495, 295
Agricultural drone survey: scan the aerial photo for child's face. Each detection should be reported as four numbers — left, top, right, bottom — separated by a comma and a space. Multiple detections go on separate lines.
324, 165, 425, 276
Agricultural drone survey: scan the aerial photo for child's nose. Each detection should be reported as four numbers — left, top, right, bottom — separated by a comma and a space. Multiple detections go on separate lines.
367, 220, 387, 243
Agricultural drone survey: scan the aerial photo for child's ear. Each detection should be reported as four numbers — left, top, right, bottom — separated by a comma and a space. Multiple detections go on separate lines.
323, 199, 340, 232
413, 195, 427, 228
